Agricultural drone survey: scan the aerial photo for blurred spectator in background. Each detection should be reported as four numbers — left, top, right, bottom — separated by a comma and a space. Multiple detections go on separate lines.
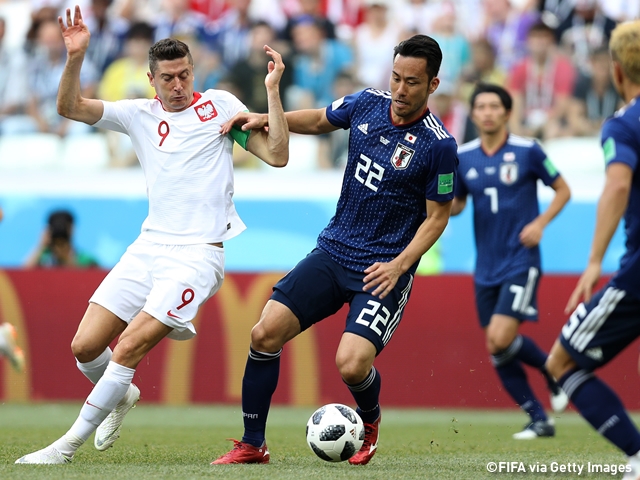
204, 0, 254, 69
458, 38, 506, 103
352, 0, 401, 91
25, 210, 99, 268
287, 16, 352, 109
430, 1, 470, 88
555, 0, 615, 74
153, 0, 207, 43
566, 46, 620, 137
98, 21, 156, 167
83, 0, 129, 75
428, 81, 468, 144
225, 21, 292, 112
0, 16, 31, 135
508, 21, 575, 139
24, 17, 98, 136
537, 0, 575, 29
112, 0, 162, 23
281, 0, 336, 41
398, 0, 451, 37
484, 0, 539, 72
322, 71, 360, 169
599, 0, 640, 22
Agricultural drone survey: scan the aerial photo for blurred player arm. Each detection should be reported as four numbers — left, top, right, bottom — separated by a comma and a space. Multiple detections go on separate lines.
565, 163, 632, 312
450, 195, 467, 216
519, 175, 571, 248
363, 199, 452, 299
56, 6, 104, 126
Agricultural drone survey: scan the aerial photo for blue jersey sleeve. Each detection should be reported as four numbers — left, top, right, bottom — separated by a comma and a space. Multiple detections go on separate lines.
325, 90, 365, 129
425, 137, 459, 201
529, 141, 560, 186
454, 158, 469, 198
602, 116, 639, 172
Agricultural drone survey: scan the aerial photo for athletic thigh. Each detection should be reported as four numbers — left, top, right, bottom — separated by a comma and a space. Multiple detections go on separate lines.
271, 249, 349, 330
345, 271, 414, 355
560, 284, 640, 370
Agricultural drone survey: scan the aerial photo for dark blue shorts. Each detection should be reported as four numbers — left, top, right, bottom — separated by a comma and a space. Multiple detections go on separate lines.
475, 267, 540, 328
271, 249, 414, 354
559, 282, 640, 370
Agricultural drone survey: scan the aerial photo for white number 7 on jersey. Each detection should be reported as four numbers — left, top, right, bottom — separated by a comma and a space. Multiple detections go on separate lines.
484, 187, 498, 213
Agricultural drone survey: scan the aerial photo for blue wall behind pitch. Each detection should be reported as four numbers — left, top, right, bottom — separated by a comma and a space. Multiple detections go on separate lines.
0, 195, 624, 274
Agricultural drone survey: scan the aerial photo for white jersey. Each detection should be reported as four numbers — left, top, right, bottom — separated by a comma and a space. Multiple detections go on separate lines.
94, 89, 247, 244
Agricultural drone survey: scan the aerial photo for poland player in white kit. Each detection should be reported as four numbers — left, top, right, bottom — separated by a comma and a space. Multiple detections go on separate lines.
16, 5, 289, 465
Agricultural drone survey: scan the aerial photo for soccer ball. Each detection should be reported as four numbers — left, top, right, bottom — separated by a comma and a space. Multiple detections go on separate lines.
306, 403, 365, 462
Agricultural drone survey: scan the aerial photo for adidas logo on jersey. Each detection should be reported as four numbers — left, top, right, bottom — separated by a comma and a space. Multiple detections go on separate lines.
466, 167, 479, 180
358, 123, 369, 134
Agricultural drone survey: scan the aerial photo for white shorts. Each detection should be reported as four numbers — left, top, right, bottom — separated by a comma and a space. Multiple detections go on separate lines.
90, 238, 224, 340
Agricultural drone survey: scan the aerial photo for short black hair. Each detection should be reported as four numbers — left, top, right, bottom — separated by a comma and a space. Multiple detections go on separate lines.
48, 210, 74, 241
470, 83, 513, 111
527, 21, 556, 38
149, 38, 193, 75
393, 34, 442, 81
126, 22, 155, 42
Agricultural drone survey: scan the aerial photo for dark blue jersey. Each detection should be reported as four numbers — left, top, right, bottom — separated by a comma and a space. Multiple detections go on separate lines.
602, 96, 640, 298
456, 134, 560, 286
318, 88, 458, 273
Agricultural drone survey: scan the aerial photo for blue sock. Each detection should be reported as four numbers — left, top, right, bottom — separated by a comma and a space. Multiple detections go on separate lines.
345, 367, 381, 424
241, 347, 281, 447
560, 369, 640, 456
493, 356, 547, 422
513, 335, 546, 369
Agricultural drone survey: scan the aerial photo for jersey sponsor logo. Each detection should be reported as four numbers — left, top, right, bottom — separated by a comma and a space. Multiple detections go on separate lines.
357, 123, 369, 134
543, 158, 558, 176
465, 167, 479, 180
499, 163, 518, 185
503, 152, 515, 162
438, 173, 454, 194
167, 310, 182, 319
195, 100, 218, 122
484, 166, 496, 175
404, 132, 417, 144
391, 143, 414, 170
379, 136, 389, 145
585, 347, 603, 361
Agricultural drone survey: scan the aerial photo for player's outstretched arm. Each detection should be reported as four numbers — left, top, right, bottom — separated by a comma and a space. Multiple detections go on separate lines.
363, 199, 452, 299
565, 162, 632, 313
519, 175, 571, 248
56, 5, 103, 125
244, 45, 289, 167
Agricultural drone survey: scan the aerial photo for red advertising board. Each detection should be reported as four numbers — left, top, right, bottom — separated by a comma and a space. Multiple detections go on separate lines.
1, 270, 638, 410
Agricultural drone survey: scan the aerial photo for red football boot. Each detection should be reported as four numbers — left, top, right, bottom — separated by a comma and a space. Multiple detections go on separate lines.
211, 439, 270, 465
349, 415, 380, 465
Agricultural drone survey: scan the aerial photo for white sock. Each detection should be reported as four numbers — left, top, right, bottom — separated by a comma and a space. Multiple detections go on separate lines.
65, 361, 135, 448
77, 348, 112, 384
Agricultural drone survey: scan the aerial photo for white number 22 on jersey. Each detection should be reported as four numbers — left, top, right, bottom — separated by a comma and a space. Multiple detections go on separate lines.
355, 154, 385, 192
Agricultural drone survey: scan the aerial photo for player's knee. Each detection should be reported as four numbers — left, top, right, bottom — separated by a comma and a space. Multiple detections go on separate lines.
545, 347, 576, 380
71, 335, 103, 363
250, 322, 284, 353
486, 334, 512, 355
336, 356, 369, 385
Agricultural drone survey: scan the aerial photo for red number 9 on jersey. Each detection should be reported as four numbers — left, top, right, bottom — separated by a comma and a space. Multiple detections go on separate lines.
158, 121, 170, 146
177, 288, 195, 310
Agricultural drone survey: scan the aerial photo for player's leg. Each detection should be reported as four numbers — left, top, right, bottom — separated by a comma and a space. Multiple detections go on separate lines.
546, 286, 640, 473
485, 314, 553, 438
15, 312, 172, 464
212, 249, 347, 464
341, 270, 414, 465
0, 322, 25, 372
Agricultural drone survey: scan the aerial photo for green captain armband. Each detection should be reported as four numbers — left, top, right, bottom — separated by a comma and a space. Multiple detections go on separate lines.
230, 124, 251, 150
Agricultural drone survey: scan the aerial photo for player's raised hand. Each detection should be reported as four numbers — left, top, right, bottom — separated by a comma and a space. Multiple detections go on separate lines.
58, 5, 90, 55
263, 45, 285, 90
565, 261, 601, 314
363, 262, 402, 299
220, 112, 268, 134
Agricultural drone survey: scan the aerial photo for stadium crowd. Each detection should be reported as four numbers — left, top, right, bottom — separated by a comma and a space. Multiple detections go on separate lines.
0, 0, 638, 169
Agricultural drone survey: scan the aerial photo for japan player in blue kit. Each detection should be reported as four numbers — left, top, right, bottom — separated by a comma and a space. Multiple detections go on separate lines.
213, 35, 458, 465
452, 83, 571, 439
546, 21, 640, 479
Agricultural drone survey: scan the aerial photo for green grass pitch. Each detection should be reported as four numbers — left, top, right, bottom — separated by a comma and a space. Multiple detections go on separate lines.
0, 403, 631, 479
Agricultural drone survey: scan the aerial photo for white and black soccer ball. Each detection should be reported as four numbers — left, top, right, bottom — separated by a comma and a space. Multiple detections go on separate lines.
306, 403, 365, 462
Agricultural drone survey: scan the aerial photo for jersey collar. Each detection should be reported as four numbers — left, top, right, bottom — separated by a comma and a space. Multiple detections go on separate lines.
480, 130, 510, 157
154, 92, 202, 111
389, 104, 430, 128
